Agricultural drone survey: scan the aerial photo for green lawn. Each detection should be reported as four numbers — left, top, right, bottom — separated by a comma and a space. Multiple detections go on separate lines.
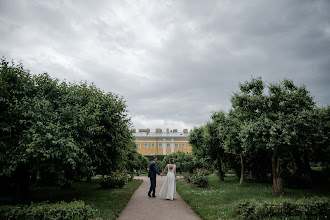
79, 179, 143, 219
0, 178, 143, 220
177, 174, 330, 220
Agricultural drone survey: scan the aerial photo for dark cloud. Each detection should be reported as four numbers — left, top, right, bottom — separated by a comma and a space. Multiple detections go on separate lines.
1, 0, 329, 131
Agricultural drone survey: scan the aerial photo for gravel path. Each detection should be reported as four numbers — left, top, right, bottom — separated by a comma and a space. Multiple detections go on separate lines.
117, 176, 201, 220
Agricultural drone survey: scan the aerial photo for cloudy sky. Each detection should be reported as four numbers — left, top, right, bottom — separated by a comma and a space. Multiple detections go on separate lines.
1, 0, 329, 131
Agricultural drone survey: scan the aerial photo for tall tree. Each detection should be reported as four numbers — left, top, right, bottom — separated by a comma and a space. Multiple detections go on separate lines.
310, 106, 330, 167
230, 77, 268, 185
0, 59, 35, 198
233, 77, 316, 195
224, 110, 244, 183
189, 126, 213, 170
204, 111, 228, 181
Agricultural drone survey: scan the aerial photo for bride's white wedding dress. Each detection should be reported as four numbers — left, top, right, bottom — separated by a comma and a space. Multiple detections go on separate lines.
159, 164, 176, 200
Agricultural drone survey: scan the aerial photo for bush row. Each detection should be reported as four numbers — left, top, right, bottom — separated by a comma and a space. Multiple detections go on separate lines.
0, 201, 95, 220
184, 169, 210, 187
100, 171, 131, 189
235, 196, 330, 219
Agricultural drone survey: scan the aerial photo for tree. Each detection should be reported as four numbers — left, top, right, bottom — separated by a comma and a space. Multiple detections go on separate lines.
267, 80, 315, 194
0, 58, 137, 197
232, 77, 317, 195
224, 110, 244, 183
230, 77, 269, 185
189, 126, 213, 171
204, 111, 228, 181
0, 59, 35, 198
189, 112, 230, 180
124, 142, 149, 178
189, 76, 328, 194
161, 151, 194, 174
310, 106, 330, 167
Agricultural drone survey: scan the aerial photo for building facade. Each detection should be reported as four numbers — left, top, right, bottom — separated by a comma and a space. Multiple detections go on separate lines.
133, 128, 191, 155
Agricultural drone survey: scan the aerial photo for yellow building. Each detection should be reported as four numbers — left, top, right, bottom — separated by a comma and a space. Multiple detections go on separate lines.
133, 128, 191, 155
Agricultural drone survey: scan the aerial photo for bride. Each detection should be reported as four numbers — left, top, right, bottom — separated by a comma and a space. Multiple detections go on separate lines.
159, 158, 176, 200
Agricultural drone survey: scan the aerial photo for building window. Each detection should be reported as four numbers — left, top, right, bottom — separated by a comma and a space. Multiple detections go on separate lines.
151, 143, 155, 148
158, 143, 162, 148
167, 143, 170, 148
181, 143, 185, 149
136, 143, 141, 148
144, 143, 148, 148
175, 143, 179, 148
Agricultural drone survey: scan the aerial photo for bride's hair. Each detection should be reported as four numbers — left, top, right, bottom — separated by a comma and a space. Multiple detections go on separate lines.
169, 158, 174, 164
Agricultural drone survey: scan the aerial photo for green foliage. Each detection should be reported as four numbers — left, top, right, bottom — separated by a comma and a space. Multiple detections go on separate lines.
184, 169, 210, 187
145, 155, 166, 172
123, 144, 149, 173
191, 76, 329, 193
0, 58, 138, 194
230, 77, 327, 193
177, 173, 330, 220
189, 126, 214, 170
0, 178, 143, 220
100, 171, 130, 189
236, 197, 330, 219
0, 201, 95, 220
144, 155, 166, 161
190, 112, 237, 180
161, 152, 194, 173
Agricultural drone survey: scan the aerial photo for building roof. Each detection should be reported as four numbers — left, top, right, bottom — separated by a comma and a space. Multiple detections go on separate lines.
133, 131, 189, 139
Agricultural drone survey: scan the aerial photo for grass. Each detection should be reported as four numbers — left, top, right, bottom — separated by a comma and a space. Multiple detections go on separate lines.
0, 178, 143, 220
81, 179, 143, 219
177, 173, 330, 220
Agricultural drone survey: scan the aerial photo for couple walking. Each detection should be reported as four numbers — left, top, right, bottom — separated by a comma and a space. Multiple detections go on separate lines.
148, 156, 176, 200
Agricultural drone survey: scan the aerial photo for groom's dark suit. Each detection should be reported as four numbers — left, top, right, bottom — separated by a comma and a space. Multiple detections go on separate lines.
148, 161, 160, 197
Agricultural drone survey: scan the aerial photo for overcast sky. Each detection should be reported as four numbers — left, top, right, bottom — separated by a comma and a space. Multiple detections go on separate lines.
1, 0, 329, 131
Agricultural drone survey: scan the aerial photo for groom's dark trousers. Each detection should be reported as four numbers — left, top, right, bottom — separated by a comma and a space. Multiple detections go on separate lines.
148, 161, 160, 196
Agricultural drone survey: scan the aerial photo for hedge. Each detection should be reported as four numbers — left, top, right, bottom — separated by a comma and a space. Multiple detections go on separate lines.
0, 200, 95, 220
236, 196, 330, 219
144, 155, 166, 162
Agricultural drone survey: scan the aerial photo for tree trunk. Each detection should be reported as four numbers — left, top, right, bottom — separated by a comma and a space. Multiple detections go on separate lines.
240, 154, 244, 184
303, 153, 312, 184
86, 175, 92, 183
61, 170, 72, 189
61, 182, 72, 189
292, 150, 312, 186
30, 171, 37, 184
218, 160, 224, 181
15, 167, 30, 201
271, 151, 283, 196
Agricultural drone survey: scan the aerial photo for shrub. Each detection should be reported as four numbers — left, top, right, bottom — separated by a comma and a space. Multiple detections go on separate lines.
184, 169, 209, 187
235, 196, 330, 219
100, 171, 130, 189
193, 175, 209, 187
129, 173, 135, 181
195, 168, 212, 176
0, 201, 95, 220
311, 169, 329, 184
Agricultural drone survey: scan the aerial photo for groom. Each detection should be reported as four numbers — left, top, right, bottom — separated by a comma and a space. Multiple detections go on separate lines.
148, 156, 161, 198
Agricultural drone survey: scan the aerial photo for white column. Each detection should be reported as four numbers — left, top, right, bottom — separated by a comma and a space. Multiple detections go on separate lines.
171, 138, 174, 153
155, 140, 158, 155
163, 139, 166, 155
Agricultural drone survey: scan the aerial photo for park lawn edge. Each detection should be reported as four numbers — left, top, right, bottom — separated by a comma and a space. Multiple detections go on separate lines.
87, 179, 143, 220
176, 179, 207, 219
113, 179, 144, 218
0, 179, 143, 220
176, 174, 330, 220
